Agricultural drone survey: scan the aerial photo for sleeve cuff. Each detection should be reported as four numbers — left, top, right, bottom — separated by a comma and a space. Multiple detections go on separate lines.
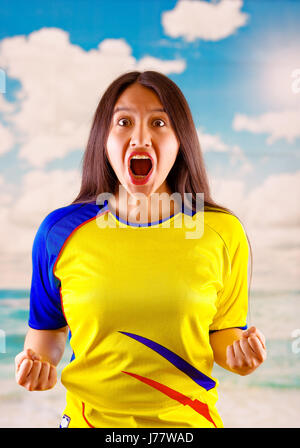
209, 324, 248, 334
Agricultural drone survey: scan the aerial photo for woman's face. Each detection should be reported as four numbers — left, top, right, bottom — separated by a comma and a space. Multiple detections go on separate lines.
106, 83, 180, 198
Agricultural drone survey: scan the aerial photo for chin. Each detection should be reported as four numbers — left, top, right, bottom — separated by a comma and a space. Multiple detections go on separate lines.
127, 183, 155, 198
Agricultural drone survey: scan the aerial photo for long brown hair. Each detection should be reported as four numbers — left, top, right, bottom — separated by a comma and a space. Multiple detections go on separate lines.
71, 70, 253, 307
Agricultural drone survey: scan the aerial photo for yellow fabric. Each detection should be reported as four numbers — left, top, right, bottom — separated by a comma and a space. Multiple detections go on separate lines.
55, 207, 249, 428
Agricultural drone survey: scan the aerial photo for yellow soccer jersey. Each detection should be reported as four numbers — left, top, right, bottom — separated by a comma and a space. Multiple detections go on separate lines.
28, 200, 249, 428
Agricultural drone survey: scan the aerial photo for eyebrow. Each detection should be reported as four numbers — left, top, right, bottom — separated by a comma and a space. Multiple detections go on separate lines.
113, 106, 166, 115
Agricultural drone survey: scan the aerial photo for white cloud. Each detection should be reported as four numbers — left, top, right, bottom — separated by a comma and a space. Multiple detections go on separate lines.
256, 44, 300, 109
162, 0, 248, 43
136, 56, 186, 74
0, 168, 81, 288
0, 121, 15, 155
211, 171, 300, 230
198, 128, 228, 153
9, 168, 81, 229
0, 93, 17, 115
0, 174, 14, 205
209, 177, 248, 218
0, 94, 18, 154
0, 28, 186, 167
246, 171, 300, 228
0, 168, 81, 252
197, 127, 253, 173
232, 107, 300, 144
209, 170, 300, 291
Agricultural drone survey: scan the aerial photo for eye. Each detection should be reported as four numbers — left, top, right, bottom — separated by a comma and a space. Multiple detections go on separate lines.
116, 117, 166, 127
117, 117, 131, 126
152, 119, 165, 127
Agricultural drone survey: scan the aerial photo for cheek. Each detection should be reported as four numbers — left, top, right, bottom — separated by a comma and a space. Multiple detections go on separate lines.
106, 133, 123, 166
159, 137, 179, 169
106, 132, 117, 152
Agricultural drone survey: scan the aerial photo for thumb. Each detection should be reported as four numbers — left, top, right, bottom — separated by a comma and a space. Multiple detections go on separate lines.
15, 348, 40, 372
25, 348, 41, 361
242, 326, 255, 337
242, 326, 266, 350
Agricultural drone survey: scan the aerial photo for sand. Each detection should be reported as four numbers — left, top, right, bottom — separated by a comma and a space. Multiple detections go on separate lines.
0, 379, 299, 428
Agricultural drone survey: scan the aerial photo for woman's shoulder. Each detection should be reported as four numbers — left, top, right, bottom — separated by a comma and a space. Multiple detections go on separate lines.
35, 201, 99, 242
204, 206, 248, 252
38, 202, 85, 230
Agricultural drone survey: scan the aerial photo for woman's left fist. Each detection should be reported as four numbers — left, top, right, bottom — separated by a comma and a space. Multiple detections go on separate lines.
226, 326, 267, 375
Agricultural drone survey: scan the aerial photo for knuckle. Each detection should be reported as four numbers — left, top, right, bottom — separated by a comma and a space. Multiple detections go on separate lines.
233, 359, 240, 368
39, 381, 51, 391
25, 348, 32, 357
247, 359, 255, 368
234, 355, 243, 367
28, 382, 37, 392
256, 353, 263, 363
230, 359, 239, 369
239, 359, 247, 368
50, 377, 57, 388
254, 356, 260, 365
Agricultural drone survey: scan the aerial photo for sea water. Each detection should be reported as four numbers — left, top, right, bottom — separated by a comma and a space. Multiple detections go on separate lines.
0, 289, 73, 380
0, 289, 299, 427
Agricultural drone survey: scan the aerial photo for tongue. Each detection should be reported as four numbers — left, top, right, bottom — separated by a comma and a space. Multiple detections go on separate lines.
131, 159, 152, 176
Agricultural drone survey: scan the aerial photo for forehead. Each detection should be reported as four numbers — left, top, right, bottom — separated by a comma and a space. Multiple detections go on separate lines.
114, 83, 164, 111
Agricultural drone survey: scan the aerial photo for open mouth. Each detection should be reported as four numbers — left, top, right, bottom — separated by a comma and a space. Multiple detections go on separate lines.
130, 156, 152, 177
128, 154, 154, 183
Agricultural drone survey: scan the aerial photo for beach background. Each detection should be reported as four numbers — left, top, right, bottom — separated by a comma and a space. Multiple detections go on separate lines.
1, 289, 300, 428
0, 0, 300, 428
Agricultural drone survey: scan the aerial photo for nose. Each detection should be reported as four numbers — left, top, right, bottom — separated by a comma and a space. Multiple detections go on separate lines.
129, 120, 152, 148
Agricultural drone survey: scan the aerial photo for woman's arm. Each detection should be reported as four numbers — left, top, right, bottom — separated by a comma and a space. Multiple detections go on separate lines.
23, 326, 69, 366
15, 326, 69, 391
209, 326, 267, 376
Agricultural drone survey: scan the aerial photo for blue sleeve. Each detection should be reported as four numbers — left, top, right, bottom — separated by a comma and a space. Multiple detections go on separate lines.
28, 214, 68, 330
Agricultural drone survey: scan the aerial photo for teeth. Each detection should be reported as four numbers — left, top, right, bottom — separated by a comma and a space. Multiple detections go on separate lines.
131, 155, 151, 160
129, 154, 153, 178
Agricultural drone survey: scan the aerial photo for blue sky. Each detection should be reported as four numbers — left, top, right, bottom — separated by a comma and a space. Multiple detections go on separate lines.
0, 0, 299, 289
1, 0, 300, 188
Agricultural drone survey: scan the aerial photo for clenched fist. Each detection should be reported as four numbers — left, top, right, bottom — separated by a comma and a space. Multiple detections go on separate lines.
15, 348, 57, 391
226, 326, 267, 375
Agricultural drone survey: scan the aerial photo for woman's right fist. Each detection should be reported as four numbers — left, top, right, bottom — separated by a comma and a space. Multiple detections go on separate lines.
15, 348, 57, 391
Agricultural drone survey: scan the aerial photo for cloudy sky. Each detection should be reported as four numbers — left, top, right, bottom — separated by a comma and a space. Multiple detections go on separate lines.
0, 0, 299, 291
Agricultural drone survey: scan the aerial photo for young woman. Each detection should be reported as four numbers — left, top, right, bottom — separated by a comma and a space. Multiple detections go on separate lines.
15, 70, 266, 428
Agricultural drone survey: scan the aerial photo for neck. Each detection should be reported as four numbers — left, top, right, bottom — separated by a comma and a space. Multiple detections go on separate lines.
108, 183, 181, 224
